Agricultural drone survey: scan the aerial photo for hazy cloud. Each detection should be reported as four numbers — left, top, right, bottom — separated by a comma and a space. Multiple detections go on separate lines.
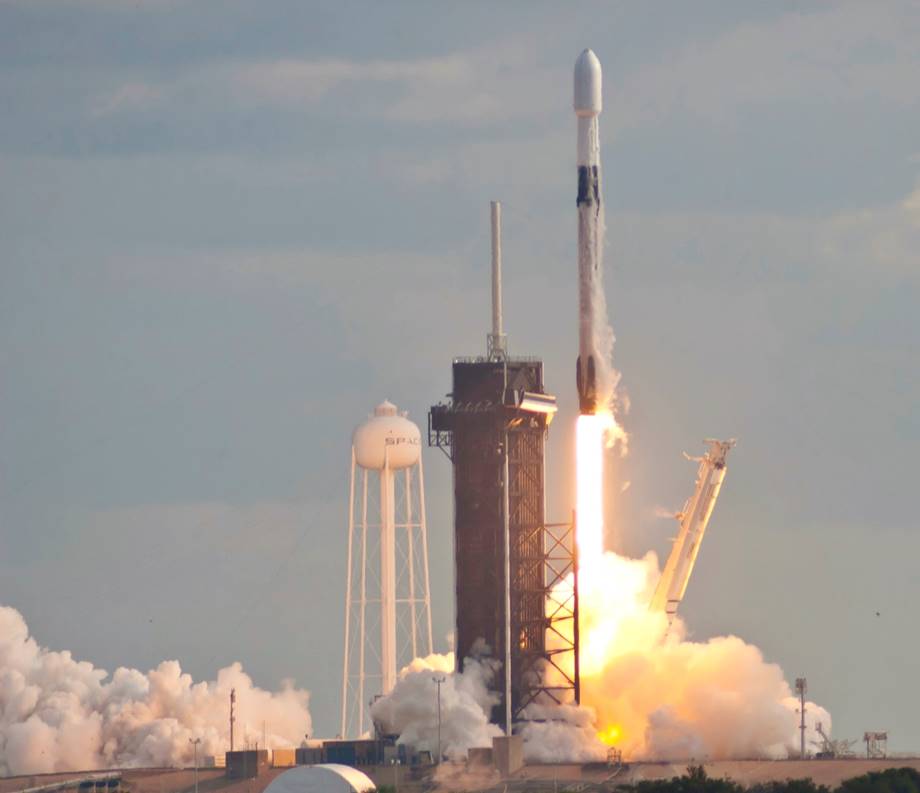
612, 2, 920, 131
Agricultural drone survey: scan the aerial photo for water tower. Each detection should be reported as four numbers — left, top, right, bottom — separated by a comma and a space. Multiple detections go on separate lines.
341, 400, 433, 737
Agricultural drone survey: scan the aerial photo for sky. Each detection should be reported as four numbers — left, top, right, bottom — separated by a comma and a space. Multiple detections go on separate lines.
1, 0, 919, 753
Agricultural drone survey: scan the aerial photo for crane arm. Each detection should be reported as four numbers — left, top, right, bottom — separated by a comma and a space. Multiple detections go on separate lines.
649, 439, 735, 622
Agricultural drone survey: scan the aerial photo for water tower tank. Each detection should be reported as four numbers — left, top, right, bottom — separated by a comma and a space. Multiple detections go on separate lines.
352, 400, 421, 470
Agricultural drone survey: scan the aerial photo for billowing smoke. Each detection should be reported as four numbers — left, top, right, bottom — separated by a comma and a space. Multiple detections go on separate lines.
373, 551, 830, 763
369, 652, 501, 760
370, 653, 609, 763
518, 703, 607, 762
0, 605, 312, 776
555, 550, 830, 761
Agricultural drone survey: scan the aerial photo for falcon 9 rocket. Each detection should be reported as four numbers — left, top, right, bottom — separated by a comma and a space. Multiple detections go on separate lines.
574, 48, 603, 415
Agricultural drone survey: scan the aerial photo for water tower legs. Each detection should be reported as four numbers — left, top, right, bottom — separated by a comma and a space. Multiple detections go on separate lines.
379, 455, 397, 696
341, 403, 433, 738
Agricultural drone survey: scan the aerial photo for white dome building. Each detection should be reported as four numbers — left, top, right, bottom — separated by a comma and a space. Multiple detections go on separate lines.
264, 765, 375, 793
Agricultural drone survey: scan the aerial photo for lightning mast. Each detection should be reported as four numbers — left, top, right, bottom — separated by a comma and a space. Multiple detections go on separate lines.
229, 688, 236, 751
796, 677, 808, 759
650, 439, 735, 622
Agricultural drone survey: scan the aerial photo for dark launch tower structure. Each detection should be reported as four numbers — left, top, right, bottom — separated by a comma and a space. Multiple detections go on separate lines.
428, 203, 579, 731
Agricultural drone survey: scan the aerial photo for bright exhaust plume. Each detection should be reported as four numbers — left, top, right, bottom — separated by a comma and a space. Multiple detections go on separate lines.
565, 407, 832, 760
575, 413, 611, 562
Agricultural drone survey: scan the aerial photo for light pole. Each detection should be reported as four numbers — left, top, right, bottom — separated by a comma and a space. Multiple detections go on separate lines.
795, 678, 807, 759
189, 738, 201, 793
390, 758, 400, 793
432, 675, 446, 764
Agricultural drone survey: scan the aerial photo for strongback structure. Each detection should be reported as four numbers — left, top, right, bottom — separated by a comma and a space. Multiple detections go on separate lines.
429, 203, 579, 731
649, 439, 735, 624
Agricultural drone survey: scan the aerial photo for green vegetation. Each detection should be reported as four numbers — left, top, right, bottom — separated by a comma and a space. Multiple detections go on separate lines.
622, 765, 744, 793
615, 765, 920, 793
836, 767, 920, 793
749, 779, 831, 793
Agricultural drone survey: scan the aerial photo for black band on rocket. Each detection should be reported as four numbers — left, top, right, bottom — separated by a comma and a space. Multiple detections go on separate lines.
576, 165, 600, 207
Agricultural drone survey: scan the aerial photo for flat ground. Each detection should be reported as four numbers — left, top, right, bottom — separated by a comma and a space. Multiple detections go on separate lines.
0, 769, 282, 793
518, 759, 920, 789
4, 759, 920, 793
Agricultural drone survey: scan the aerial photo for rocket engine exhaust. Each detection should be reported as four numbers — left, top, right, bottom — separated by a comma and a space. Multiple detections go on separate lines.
574, 48, 603, 415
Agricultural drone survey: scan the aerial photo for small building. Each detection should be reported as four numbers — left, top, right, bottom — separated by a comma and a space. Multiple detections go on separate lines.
493, 735, 524, 777
272, 748, 297, 768
263, 765, 375, 793
226, 749, 270, 779
296, 747, 324, 765
322, 740, 385, 767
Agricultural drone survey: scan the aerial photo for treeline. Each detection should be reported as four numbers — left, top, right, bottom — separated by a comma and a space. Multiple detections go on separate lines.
617, 765, 920, 793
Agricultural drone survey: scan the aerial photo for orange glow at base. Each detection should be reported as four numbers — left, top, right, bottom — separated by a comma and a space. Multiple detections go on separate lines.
598, 723, 623, 745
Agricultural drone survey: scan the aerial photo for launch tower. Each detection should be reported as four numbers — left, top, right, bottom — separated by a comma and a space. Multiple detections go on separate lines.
429, 203, 579, 731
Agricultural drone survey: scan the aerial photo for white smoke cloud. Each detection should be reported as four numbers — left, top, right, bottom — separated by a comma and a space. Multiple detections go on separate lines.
0, 605, 312, 776
519, 703, 606, 763
369, 652, 501, 761
373, 552, 831, 764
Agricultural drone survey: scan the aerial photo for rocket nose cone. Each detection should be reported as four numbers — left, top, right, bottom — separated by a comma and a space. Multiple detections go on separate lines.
576, 48, 600, 70
574, 48, 602, 116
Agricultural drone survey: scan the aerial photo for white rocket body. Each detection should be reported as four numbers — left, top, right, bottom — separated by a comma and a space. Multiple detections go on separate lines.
574, 49, 603, 414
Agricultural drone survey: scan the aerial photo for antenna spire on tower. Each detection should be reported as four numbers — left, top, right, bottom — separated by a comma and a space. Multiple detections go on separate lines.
488, 201, 507, 360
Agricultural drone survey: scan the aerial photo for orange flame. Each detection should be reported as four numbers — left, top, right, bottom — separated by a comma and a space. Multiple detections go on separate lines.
598, 723, 623, 746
